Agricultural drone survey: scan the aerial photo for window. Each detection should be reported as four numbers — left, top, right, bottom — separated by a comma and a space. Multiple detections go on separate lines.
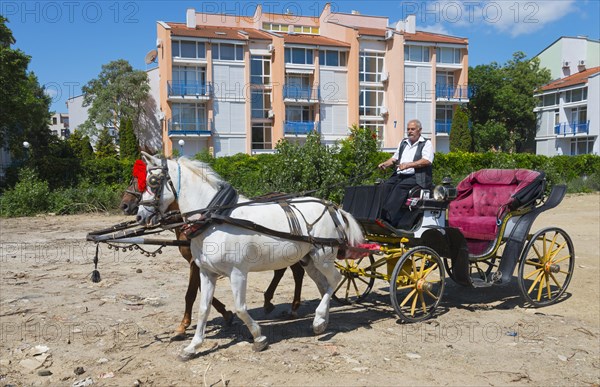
252, 124, 273, 150
172, 40, 206, 59
262, 22, 288, 32
293, 25, 319, 34
542, 93, 559, 106
52, 117, 57, 125
318, 50, 347, 67
565, 87, 587, 103
251, 89, 272, 119
171, 103, 207, 131
359, 122, 384, 141
214, 43, 244, 61
436, 47, 461, 64
286, 106, 313, 122
359, 86, 384, 116
570, 137, 594, 155
250, 55, 271, 85
404, 45, 430, 62
172, 66, 206, 83
285, 47, 313, 65
359, 52, 385, 82
436, 71, 454, 87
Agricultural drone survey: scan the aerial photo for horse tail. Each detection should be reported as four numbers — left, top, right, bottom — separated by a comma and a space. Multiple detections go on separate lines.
339, 209, 364, 247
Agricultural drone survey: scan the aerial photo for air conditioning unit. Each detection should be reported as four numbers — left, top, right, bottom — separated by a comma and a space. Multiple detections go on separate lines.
158, 112, 165, 120
578, 60, 586, 66
562, 61, 570, 68
267, 44, 275, 53
156, 39, 162, 49
381, 72, 389, 82
384, 30, 394, 40
380, 106, 389, 116
268, 110, 275, 118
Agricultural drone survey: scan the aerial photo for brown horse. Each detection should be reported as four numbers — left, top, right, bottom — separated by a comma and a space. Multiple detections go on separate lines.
120, 170, 305, 338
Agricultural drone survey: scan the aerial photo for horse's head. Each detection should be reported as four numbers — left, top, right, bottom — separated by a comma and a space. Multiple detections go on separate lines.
136, 152, 178, 226
120, 160, 147, 215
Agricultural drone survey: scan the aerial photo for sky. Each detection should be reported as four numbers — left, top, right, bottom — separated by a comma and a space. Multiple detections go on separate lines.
4, 0, 599, 112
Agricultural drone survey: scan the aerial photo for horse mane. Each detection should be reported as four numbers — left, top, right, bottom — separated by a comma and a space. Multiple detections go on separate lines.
177, 157, 224, 190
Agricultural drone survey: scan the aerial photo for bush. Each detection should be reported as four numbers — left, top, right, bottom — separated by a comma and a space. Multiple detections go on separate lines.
0, 168, 50, 217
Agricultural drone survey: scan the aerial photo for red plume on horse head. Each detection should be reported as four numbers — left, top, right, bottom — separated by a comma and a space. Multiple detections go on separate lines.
132, 160, 147, 192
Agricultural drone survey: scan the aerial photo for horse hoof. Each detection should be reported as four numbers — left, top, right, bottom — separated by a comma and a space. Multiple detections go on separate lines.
252, 336, 269, 352
264, 302, 275, 314
222, 311, 235, 326
178, 349, 195, 362
313, 321, 327, 335
171, 332, 187, 342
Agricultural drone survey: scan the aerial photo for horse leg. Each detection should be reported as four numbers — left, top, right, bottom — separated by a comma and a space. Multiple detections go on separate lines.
290, 263, 305, 318
304, 248, 341, 335
230, 268, 268, 352
180, 268, 217, 360
263, 268, 286, 314
173, 260, 199, 339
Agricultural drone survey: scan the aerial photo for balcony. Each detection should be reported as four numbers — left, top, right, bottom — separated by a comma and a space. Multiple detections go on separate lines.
435, 119, 452, 134
554, 121, 590, 136
284, 121, 320, 135
168, 119, 212, 137
436, 85, 473, 101
167, 81, 213, 101
283, 85, 320, 103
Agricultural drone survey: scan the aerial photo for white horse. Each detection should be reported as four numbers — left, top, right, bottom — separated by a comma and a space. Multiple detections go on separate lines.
136, 152, 364, 359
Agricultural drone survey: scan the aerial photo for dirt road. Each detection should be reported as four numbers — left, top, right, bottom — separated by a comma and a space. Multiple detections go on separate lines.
1, 193, 598, 386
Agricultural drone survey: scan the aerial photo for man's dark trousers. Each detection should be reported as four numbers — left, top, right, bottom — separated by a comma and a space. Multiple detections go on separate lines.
380, 172, 417, 227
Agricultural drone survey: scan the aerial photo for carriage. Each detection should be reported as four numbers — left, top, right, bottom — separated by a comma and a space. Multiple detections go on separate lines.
333, 168, 575, 322
88, 156, 576, 357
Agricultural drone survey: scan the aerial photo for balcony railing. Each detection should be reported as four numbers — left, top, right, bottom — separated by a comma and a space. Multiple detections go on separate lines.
283, 85, 320, 100
284, 121, 320, 135
168, 81, 213, 97
436, 85, 473, 100
554, 120, 590, 136
167, 119, 212, 136
435, 119, 452, 134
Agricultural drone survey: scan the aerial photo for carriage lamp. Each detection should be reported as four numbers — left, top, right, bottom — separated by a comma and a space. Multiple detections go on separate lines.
433, 177, 457, 201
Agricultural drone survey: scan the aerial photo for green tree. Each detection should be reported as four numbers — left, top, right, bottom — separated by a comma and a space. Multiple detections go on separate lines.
119, 119, 139, 159
449, 107, 472, 152
67, 130, 94, 160
81, 59, 150, 138
95, 128, 117, 158
0, 16, 52, 160
337, 124, 384, 184
468, 51, 551, 153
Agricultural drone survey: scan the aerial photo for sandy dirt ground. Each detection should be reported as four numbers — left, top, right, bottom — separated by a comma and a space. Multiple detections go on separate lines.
0, 193, 599, 386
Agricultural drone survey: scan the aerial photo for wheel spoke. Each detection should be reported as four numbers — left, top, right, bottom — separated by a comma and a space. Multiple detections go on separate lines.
536, 273, 546, 301
549, 272, 564, 290
532, 244, 543, 260
421, 263, 439, 278
553, 255, 571, 264
419, 292, 427, 314
334, 276, 348, 294
400, 289, 416, 307
410, 290, 418, 316
424, 288, 438, 301
525, 259, 544, 268
419, 255, 427, 276
524, 267, 543, 280
528, 270, 544, 294
545, 273, 552, 299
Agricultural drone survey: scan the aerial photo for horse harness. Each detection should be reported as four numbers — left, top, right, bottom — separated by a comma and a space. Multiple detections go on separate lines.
141, 157, 350, 249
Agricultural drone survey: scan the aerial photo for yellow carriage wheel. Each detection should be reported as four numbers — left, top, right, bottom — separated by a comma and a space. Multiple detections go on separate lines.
390, 246, 445, 323
518, 227, 575, 306
333, 253, 376, 305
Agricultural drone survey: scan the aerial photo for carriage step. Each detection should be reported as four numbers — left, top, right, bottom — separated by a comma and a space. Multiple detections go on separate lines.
471, 278, 494, 288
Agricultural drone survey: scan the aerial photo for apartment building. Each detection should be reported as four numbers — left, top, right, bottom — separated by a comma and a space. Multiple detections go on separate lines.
49, 113, 70, 139
534, 37, 600, 156
156, 4, 470, 157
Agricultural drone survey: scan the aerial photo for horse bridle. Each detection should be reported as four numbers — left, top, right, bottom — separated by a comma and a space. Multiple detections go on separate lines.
139, 157, 180, 222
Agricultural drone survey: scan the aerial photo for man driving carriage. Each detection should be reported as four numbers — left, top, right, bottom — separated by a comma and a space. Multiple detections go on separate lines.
377, 119, 433, 229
